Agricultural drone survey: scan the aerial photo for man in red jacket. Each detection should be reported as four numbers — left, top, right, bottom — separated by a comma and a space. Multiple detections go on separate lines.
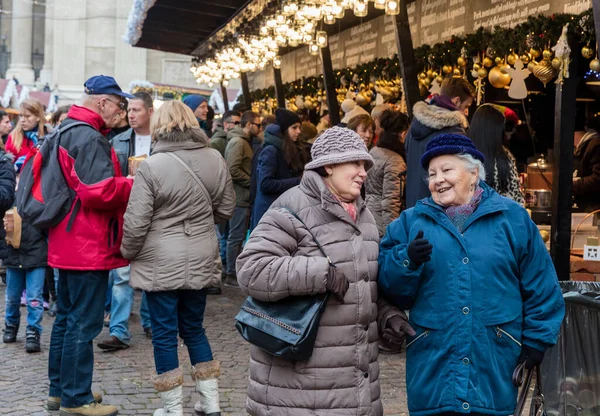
47, 75, 134, 416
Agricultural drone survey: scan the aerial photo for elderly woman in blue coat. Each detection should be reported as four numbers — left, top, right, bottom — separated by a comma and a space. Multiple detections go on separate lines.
378, 134, 564, 416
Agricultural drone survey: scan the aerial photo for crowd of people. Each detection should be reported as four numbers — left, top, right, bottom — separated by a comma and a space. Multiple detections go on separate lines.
0, 73, 570, 416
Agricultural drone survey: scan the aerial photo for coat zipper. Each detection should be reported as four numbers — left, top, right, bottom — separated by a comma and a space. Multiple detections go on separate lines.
496, 326, 522, 347
406, 330, 430, 348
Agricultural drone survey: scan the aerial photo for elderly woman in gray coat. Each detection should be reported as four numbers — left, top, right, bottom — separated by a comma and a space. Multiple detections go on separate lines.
236, 126, 414, 416
121, 101, 235, 416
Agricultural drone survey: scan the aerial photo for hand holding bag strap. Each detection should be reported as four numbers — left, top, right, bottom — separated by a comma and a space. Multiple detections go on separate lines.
513, 362, 546, 416
166, 152, 213, 211
280, 207, 335, 268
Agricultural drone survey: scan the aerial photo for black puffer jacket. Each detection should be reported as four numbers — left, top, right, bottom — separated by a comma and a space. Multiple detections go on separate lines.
5, 219, 48, 269
0, 150, 16, 259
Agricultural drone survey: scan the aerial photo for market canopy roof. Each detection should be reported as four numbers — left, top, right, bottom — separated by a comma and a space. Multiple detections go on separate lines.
124, 0, 411, 57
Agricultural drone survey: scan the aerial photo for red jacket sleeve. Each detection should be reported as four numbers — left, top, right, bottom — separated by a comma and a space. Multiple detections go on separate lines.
72, 136, 132, 210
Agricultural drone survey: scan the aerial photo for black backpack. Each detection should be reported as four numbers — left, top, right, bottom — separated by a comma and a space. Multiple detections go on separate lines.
16, 122, 88, 230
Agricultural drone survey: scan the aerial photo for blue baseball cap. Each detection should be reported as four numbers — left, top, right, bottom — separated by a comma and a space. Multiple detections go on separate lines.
84, 75, 134, 99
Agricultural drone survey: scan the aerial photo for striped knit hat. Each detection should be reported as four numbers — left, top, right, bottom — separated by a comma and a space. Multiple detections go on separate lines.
305, 126, 374, 171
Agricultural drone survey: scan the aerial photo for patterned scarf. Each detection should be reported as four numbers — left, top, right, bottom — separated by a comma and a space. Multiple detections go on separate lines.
24, 130, 39, 146
444, 186, 484, 233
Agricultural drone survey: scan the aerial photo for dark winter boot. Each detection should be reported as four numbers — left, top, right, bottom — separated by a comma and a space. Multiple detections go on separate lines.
25, 328, 41, 353
2, 324, 18, 343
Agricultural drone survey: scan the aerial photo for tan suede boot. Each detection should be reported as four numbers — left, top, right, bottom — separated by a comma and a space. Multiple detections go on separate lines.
151, 367, 184, 416
191, 361, 221, 416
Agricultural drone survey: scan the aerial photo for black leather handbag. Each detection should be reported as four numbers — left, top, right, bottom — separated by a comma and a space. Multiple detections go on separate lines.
235, 208, 333, 361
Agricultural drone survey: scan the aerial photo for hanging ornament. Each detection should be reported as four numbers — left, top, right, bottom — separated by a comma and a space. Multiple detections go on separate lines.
507, 53, 519, 66
488, 65, 511, 89
551, 24, 571, 83
419, 72, 428, 80
582, 45, 595, 60
435, 75, 444, 84
471, 69, 480, 78
542, 49, 553, 60
457, 57, 467, 67
453, 68, 462, 76
495, 57, 503, 65
590, 59, 600, 72
426, 69, 433, 79
442, 65, 452, 74
520, 53, 531, 65
483, 57, 493, 68
527, 61, 538, 72
473, 63, 481, 71
532, 59, 557, 87
477, 68, 488, 78
356, 91, 370, 106
503, 58, 531, 100
530, 48, 542, 59
474, 78, 485, 106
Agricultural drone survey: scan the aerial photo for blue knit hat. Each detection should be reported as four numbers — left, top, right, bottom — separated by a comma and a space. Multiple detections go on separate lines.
182, 94, 207, 111
421, 133, 485, 169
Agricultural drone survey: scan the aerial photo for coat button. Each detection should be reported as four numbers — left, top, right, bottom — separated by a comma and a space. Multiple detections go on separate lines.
462, 257, 469, 264
462, 357, 470, 365
462, 403, 470, 410
364, 372, 369, 379
403, 260, 410, 267
462, 307, 470, 315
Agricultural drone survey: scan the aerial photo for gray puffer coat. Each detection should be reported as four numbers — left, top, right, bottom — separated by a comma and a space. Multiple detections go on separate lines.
236, 170, 402, 416
121, 128, 235, 292
365, 146, 406, 238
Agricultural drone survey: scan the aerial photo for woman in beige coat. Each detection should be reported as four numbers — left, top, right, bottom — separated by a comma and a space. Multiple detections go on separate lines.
121, 101, 235, 416
237, 126, 414, 416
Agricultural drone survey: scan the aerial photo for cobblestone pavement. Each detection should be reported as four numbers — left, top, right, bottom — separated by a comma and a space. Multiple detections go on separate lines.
0, 284, 408, 415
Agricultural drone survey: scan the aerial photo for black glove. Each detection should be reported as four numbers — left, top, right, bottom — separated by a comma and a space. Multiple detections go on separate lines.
382, 312, 416, 345
407, 230, 433, 266
326, 266, 349, 303
518, 344, 545, 369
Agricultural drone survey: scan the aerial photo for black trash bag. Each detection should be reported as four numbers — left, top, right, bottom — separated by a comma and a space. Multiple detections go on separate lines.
540, 282, 600, 416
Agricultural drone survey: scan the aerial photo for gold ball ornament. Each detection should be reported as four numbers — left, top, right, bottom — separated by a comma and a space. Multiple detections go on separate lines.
527, 61, 538, 72
582, 46, 595, 60
551, 57, 562, 70
499, 63, 511, 74
590, 59, 600, 72
391, 85, 401, 94
365, 90, 374, 98
495, 57, 503, 65
443, 65, 452, 74
419, 73, 427, 80
483, 57, 493, 68
532, 59, 557, 87
507, 53, 518, 66
418, 81, 428, 96
530, 48, 541, 59
457, 57, 467, 67
520, 53, 531, 64
355, 92, 371, 106
304, 98, 316, 110
436, 75, 444, 84
473, 63, 481, 71
471, 69, 480, 79
431, 71, 439, 78
477, 68, 488, 78
542, 49, 553, 60
453, 68, 462, 76
426, 69, 433, 78
488, 65, 511, 89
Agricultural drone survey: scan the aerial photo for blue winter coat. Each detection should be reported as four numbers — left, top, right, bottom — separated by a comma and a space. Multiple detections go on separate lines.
378, 183, 564, 416
250, 128, 301, 229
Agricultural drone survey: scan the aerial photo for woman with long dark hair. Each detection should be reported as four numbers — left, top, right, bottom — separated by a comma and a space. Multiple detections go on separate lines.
250, 108, 305, 229
469, 104, 524, 204
365, 110, 409, 238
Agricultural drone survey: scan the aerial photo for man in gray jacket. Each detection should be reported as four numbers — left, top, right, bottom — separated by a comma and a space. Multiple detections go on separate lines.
98, 91, 154, 351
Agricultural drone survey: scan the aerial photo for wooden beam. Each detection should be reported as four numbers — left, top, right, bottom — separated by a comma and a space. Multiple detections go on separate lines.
550, 37, 578, 281
240, 72, 251, 110
273, 67, 285, 109
394, 0, 420, 118
220, 83, 230, 112
320, 45, 340, 126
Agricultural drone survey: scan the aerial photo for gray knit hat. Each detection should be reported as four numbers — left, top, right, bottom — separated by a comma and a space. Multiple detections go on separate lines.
305, 126, 374, 171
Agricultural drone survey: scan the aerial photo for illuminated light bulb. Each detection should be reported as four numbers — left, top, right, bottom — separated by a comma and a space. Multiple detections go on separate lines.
354, 0, 367, 17
316, 31, 328, 47
267, 18, 277, 28
374, 0, 386, 9
303, 22, 315, 32
332, 4, 344, 18
324, 14, 336, 24
260, 26, 269, 35
273, 56, 282, 68
303, 33, 314, 43
222, 80, 229, 87
258, 61, 266, 69
385, 0, 399, 14
309, 43, 319, 56
276, 14, 286, 24
208, 81, 214, 87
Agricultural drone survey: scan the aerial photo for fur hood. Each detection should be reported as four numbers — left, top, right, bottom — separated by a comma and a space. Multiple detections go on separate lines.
410, 101, 468, 142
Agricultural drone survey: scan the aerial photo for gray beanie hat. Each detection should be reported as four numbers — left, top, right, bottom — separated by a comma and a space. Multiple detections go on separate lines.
305, 126, 374, 171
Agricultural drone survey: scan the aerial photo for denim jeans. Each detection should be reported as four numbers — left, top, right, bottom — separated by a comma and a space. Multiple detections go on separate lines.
140, 291, 151, 329
145, 289, 213, 374
4, 267, 46, 332
216, 221, 229, 270
226, 206, 249, 276
48, 270, 108, 408
108, 266, 134, 344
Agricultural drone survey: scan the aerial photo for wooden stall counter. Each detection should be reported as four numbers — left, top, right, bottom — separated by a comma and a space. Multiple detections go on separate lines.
570, 255, 600, 281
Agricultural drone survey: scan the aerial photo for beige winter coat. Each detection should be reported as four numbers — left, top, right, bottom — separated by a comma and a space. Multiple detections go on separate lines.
121, 129, 235, 292
365, 147, 407, 238
236, 170, 402, 416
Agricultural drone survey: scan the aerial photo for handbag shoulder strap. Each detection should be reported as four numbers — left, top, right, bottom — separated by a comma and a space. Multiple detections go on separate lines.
165, 152, 213, 210
513, 362, 545, 416
280, 207, 335, 267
